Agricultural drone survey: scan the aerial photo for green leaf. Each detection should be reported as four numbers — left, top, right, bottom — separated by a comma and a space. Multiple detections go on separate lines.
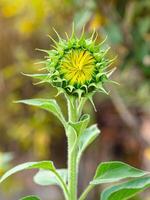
77, 124, 100, 159
34, 169, 67, 186
91, 161, 149, 185
20, 196, 40, 200
0, 161, 55, 183
69, 114, 90, 136
15, 99, 66, 125
101, 177, 150, 200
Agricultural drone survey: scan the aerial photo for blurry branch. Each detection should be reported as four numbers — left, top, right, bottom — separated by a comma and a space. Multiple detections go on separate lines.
108, 85, 148, 146
109, 85, 138, 130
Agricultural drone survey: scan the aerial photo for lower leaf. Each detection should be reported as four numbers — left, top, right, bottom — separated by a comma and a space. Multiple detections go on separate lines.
91, 161, 148, 185
20, 196, 40, 200
0, 161, 55, 183
0, 161, 69, 199
34, 169, 67, 186
101, 177, 150, 200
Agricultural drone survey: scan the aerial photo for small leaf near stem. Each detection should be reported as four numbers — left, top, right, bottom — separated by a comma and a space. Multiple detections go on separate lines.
77, 124, 100, 162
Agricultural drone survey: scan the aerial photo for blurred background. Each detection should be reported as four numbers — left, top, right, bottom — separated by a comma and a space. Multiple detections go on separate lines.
0, 0, 150, 199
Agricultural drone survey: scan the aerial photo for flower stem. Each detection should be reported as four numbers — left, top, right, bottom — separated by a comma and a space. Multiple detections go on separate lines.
68, 143, 78, 200
67, 96, 78, 200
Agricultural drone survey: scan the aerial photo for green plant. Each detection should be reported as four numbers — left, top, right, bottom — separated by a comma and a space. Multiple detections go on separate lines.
0, 27, 150, 200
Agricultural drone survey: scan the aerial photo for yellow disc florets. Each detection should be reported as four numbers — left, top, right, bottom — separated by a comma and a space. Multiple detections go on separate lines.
60, 49, 95, 85
33, 27, 115, 98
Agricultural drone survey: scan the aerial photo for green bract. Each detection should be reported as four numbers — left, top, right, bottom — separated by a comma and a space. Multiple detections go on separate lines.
37, 28, 115, 98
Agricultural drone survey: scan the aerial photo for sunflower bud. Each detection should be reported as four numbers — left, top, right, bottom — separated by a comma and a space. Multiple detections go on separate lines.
38, 28, 115, 98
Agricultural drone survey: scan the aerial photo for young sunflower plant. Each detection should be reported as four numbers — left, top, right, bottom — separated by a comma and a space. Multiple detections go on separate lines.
0, 27, 150, 200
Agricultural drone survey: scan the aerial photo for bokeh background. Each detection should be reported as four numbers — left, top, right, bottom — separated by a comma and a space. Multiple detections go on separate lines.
0, 0, 150, 199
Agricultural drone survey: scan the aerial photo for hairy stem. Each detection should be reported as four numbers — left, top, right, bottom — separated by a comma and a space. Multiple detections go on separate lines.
68, 143, 78, 200
67, 96, 78, 200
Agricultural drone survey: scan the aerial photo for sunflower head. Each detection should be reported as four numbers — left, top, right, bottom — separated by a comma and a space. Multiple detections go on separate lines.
60, 49, 95, 86
37, 27, 115, 98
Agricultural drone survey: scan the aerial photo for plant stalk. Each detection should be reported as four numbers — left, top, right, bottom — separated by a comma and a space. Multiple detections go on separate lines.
67, 96, 78, 200
68, 143, 78, 200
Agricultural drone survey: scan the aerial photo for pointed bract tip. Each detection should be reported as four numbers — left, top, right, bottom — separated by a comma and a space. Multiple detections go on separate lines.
47, 34, 58, 44
88, 96, 97, 112
65, 32, 69, 40
52, 27, 62, 40
90, 29, 96, 40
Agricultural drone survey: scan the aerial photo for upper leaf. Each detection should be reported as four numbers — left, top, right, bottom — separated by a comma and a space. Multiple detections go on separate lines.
101, 177, 150, 200
34, 169, 67, 186
16, 99, 66, 126
20, 196, 41, 200
0, 161, 55, 183
78, 124, 100, 159
91, 161, 149, 185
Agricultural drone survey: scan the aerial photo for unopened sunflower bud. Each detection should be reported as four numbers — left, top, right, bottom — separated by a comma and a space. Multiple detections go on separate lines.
40, 28, 115, 98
